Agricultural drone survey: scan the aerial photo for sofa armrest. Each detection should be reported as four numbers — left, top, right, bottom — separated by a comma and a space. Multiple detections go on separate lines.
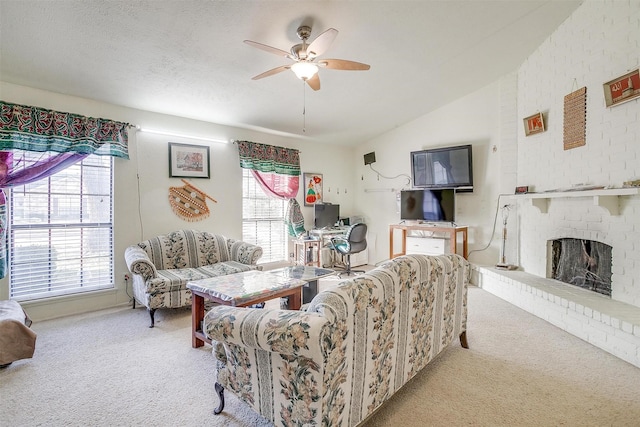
227, 239, 263, 266
124, 245, 158, 280
204, 305, 329, 359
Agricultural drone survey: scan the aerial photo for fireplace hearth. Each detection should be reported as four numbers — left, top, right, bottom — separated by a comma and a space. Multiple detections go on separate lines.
550, 238, 612, 297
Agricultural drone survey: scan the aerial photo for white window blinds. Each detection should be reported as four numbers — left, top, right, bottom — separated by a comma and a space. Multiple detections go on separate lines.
9, 154, 114, 300
241, 169, 287, 264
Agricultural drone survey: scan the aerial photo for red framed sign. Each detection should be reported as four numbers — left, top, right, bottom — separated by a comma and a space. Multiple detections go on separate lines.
603, 69, 640, 107
523, 112, 545, 136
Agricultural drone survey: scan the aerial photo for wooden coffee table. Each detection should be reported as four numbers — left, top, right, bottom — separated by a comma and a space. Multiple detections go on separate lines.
186, 270, 306, 348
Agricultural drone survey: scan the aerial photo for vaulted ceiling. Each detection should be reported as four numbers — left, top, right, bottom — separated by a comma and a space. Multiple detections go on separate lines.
0, 1, 582, 146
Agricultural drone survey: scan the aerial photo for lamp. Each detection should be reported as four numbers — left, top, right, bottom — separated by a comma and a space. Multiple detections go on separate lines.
291, 62, 318, 80
496, 204, 518, 270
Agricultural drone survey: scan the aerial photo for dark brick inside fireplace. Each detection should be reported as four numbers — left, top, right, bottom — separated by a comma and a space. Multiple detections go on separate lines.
550, 238, 612, 297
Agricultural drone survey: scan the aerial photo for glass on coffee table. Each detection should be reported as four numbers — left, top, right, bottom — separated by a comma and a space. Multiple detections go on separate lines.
268, 265, 336, 308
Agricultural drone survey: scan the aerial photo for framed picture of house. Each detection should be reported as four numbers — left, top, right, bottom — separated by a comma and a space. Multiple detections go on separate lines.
168, 142, 210, 178
523, 112, 545, 136
303, 173, 323, 206
603, 69, 640, 107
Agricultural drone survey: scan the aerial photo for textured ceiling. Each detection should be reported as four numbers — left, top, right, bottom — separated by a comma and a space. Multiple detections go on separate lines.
0, 1, 582, 146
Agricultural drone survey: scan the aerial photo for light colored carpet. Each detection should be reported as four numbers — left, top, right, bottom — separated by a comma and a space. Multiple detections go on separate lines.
2, 284, 640, 427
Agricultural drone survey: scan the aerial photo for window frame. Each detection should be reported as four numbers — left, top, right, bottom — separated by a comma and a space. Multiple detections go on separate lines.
241, 169, 288, 265
8, 154, 115, 301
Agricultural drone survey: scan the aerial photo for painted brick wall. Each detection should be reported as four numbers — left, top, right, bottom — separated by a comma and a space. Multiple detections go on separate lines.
515, 1, 640, 308
499, 72, 519, 263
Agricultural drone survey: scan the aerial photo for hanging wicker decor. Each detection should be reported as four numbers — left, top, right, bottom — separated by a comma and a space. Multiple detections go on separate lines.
169, 179, 217, 222
563, 87, 587, 150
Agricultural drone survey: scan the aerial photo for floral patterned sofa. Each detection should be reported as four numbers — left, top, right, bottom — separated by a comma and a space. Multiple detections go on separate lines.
204, 254, 469, 426
124, 229, 262, 327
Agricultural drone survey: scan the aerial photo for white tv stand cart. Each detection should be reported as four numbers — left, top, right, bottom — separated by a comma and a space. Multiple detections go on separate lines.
389, 223, 468, 260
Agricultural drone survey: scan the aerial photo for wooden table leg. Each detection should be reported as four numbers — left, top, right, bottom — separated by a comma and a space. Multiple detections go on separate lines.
287, 288, 302, 311
462, 229, 468, 259
192, 293, 205, 348
451, 229, 457, 256
389, 227, 394, 259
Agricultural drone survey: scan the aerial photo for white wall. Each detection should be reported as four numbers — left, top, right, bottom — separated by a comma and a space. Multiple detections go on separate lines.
0, 82, 356, 320
352, 78, 514, 266
515, 0, 640, 308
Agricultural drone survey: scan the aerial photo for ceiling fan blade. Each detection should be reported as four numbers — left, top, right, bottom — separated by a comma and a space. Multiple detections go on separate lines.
306, 74, 320, 91
307, 28, 338, 58
251, 65, 290, 80
318, 59, 370, 71
244, 40, 294, 59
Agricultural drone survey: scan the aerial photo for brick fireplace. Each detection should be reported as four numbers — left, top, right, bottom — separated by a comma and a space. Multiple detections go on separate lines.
518, 193, 639, 308
484, 0, 640, 369
474, 193, 640, 369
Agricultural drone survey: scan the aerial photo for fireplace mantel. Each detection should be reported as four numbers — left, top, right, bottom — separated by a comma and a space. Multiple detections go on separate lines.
514, 188, 639, 215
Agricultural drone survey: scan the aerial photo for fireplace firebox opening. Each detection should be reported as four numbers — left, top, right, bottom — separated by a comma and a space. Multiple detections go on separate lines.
550, 238, 612, 297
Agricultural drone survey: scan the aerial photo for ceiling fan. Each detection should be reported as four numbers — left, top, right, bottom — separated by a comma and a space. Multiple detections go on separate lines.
244, 25, 370, 91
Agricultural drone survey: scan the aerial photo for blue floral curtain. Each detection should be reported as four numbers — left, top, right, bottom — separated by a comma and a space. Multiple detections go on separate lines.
284, 198, 306, 237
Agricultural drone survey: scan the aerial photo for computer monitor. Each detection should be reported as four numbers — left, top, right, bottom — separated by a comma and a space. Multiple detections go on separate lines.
314, 204, 340, 229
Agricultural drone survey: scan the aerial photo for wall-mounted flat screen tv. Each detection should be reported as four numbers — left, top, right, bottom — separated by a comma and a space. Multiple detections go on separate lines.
400, 189, 455, 223
410, 144, 473, 191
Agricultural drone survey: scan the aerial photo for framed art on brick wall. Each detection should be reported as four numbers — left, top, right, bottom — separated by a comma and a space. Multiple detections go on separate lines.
603, 69, 640, 107
523, 112, 545, 136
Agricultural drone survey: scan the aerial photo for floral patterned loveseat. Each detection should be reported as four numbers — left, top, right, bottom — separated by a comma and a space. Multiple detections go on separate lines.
124, 229, 262, 327
204, 254, 469, 426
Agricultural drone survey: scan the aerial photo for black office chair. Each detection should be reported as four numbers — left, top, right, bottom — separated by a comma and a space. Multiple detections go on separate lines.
330, 223, 367, 277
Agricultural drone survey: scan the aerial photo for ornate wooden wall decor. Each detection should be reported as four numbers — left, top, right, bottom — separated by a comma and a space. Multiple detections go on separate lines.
563, 87, 587, 150
168, 179, 217, 221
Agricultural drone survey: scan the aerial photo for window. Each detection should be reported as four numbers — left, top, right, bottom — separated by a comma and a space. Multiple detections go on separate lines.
241, 169, 287, 264
9, 154, 114, 300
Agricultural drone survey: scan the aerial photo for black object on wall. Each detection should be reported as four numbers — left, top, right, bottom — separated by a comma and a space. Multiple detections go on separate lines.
410, 144, 473, 191
364, 152, 376, 165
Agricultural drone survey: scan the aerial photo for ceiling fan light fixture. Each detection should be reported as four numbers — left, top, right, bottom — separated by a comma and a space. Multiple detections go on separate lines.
246, 25, 369, 90
291, 62, 318, 80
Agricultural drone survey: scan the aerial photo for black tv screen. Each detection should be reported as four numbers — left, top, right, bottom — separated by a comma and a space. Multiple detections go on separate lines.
411, 144, 473, 190
400, 189, 455, 223
314, 203, 340, 229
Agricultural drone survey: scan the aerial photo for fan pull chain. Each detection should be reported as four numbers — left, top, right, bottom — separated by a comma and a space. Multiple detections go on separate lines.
302, 81, 306, 133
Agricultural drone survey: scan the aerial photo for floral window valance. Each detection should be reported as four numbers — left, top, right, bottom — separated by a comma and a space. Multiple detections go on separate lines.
236, 140, 300, 176
0, 101, 130, 159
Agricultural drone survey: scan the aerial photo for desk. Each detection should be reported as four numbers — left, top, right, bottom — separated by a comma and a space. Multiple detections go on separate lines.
308, 227, 349, 240
389, 223, 468, 260
308, 227, 349, 267
293, 239, 321, 267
